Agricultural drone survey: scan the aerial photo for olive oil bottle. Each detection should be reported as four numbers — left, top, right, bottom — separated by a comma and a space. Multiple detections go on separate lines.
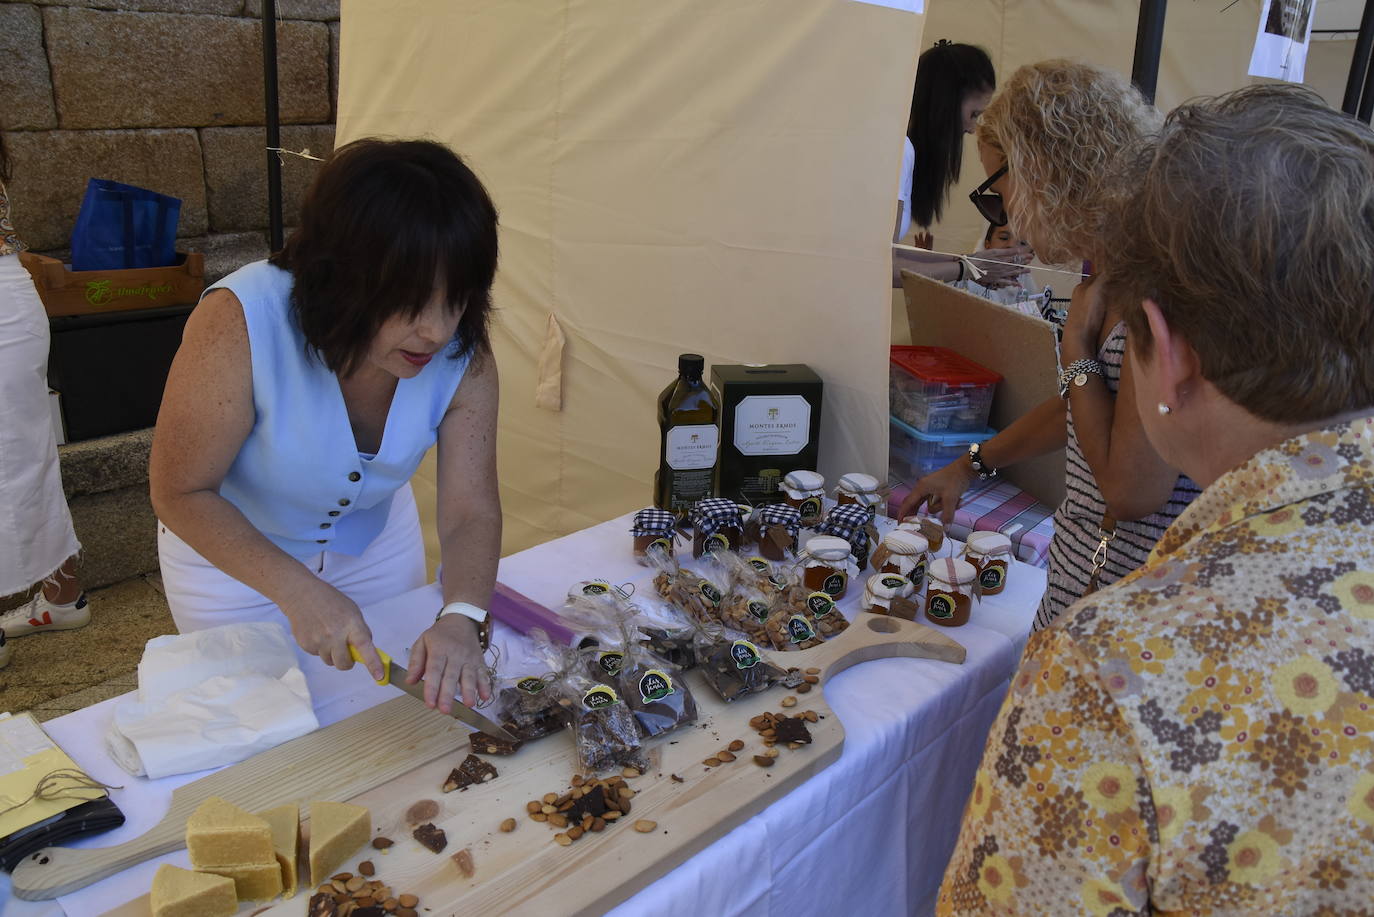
654, 354, 720, 513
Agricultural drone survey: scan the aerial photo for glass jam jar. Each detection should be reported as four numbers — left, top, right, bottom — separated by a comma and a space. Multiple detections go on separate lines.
924, 558, 977, 627
631, 508, 677, 565
869, 529, 929, 590
860, 573, 915, 616
801, 535, 854, 599
781, 470, 826, 527
899, 515, 945, 555
835, 472, 884, 510
964, 531, 1012, 596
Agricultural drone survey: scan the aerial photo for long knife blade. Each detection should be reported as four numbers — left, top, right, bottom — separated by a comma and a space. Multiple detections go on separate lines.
349, 644, 517, 740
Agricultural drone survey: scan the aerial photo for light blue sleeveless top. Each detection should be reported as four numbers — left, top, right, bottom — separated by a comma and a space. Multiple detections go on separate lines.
210, 261, 469, 558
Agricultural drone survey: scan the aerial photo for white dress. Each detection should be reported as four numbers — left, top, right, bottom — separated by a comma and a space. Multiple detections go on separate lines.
0, 182, 80, 594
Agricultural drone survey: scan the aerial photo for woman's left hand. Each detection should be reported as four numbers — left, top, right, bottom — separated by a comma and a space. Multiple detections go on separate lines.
406, 614, 493, 713
1061, 275, 1108, 361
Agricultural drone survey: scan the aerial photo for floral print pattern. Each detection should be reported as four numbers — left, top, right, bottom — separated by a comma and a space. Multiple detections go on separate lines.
938, 417, 1374, 915
1, 179, 26, 256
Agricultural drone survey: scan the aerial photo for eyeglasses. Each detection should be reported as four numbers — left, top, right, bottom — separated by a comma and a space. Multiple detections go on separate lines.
969, 164, 1008, 227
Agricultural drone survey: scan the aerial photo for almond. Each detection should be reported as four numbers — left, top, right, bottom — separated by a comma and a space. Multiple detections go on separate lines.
727, 740, 745, 752
526, 800, 541, 814
568, 826, 584, 840
703, 757, 721, 767
531, 812, 548, 822
633, 820, 657, 833
371, 836, 393, 850
621, 766, 641, 778
803, 673, 820, 684
500, 818, 517, 833
781, 696, 797, 707
398, 894, 419, 909
357, 861, 375, 877
542, 792, 558, 804
753, 755, 775, 767
554, 833, 572, 846
717, 750, 736, 763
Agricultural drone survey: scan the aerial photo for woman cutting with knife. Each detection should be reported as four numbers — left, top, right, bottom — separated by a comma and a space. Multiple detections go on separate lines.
150, 138, 500, 714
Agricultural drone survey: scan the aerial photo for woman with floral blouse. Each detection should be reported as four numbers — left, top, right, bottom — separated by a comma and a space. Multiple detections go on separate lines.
938, 84, 1374, 914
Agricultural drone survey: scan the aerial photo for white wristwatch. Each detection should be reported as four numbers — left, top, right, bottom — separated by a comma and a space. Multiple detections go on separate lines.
436, 601, 488, 624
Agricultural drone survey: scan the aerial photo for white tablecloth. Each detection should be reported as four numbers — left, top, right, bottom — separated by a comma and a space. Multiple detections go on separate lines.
2, 512, 1043, 917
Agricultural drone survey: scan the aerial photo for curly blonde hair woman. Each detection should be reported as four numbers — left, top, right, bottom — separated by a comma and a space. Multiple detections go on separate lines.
899, 60, 1198, 628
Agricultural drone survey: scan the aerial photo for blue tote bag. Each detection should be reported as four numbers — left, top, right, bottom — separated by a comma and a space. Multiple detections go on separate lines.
70, 178, 181, 271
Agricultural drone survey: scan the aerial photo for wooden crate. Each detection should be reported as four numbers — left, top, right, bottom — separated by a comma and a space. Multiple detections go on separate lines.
18, 251, 205, 317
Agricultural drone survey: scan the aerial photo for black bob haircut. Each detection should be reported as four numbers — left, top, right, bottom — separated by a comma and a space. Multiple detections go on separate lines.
907, 42, 995, 230
270, 138, 499, 376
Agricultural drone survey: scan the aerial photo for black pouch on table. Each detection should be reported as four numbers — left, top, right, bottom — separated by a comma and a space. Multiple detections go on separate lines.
0, 797, 125, 872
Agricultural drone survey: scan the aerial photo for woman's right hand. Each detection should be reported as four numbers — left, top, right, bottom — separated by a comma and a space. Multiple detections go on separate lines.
970, 245, 1033, 290
279, 580, 386, 681
899, 457, 978, 525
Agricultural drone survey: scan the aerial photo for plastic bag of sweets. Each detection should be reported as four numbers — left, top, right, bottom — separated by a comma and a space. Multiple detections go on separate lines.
762, 589, 825, 651
616, 639, 698, 738
693, 622, 787, 702
555, 669, 647, 773
647, 542, 726, 626
802, 586, 851, 638
710, 551, 774, 643
490, 631, 571, 741
561, 593, 637, 686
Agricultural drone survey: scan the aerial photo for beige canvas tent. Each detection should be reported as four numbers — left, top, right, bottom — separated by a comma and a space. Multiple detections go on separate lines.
336, 0, 1360, 565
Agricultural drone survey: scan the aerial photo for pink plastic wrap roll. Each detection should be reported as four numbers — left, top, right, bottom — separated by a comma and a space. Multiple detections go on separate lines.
489, 582, 575, 645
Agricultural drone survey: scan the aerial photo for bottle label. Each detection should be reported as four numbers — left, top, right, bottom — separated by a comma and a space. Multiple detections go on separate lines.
597, 651, 624, 676
583, 685, 619, 709
639, 669, 674, 703
730, 639, 762, 669
666, 424, 720, 471
978, 563, 1006, 591
733, 395, 812, 456
822, 572, 847, 597
927, 592, 957, 619
516, 677, 546, 695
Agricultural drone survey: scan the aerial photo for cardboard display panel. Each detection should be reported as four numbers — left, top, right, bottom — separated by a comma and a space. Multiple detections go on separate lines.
900, 270, 1064, 509
338, 0, 924, 555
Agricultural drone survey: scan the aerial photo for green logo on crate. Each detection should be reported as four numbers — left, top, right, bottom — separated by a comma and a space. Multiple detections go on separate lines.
85, 278, 172, 306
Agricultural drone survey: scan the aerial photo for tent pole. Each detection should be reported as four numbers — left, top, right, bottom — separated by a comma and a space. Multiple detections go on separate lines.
1131, 0, 1168, 104
1343, 0, 1374, 116
1360, 39, 1374, 123
263, 0, 285, 252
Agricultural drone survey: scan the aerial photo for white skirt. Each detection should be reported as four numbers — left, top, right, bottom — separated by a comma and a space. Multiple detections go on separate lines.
158, 482, 427, 635
0, 253, 79, 595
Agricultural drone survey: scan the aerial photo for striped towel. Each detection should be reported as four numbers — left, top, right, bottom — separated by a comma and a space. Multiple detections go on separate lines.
886, 479, 1054, 569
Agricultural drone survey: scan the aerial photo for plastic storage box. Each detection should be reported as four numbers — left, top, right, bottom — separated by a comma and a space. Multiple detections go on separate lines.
888, 415, 994, 484
890, 345, 1000, 434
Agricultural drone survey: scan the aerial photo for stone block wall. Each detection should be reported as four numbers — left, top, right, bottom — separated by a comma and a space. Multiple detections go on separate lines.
0, 0, 338, 283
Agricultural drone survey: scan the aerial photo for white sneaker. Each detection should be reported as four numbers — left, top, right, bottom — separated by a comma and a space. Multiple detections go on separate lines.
0, 592, 90, 637
0, 630, 10, 670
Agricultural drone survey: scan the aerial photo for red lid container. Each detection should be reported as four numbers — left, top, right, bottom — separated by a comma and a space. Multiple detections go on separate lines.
890, 346, 1001, 386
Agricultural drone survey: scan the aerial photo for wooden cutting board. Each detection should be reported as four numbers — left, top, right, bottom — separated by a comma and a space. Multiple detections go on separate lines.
71, 612, 962, 917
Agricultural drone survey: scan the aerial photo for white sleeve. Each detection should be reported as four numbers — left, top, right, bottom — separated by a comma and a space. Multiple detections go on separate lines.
896, 136, 915, 242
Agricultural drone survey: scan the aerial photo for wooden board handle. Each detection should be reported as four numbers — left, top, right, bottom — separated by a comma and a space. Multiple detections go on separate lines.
10, 819, 183, 901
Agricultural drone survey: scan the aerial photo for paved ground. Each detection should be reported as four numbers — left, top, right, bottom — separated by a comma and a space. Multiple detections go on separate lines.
1, 573, 175, 721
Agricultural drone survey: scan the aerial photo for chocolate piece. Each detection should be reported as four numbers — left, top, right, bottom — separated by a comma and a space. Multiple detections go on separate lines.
352, 909, 386, 917
639, 627, 697, 670
574, 702, 645, 772
442, 754, 498, 793
412, 822, 448, 853
566, 784, 611, 821
308, 893, 338, 917
494, 683, 566, 741
773, 716, 812, 745
699, 640, 785, 702
469, 730, 525, 756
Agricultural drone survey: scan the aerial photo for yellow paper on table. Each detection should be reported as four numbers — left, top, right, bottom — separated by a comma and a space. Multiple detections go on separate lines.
0, 712, 106, 838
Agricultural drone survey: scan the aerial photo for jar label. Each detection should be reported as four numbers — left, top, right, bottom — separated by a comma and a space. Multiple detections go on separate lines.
748, 600, 771, 621
822, 572, 847, 597
708, 532, 731, 553
730, 639, 762, 669
698, 580, 723, 605
516, 677, 546, 695
648, 537, 673, 554
799, 496, 822, 520
597, 651, 624, 676
912, 558, 927, 583
665, 424, 720, 471
880, 575, 909, 589
927, 592, 957, 619
787, 614, 817, 643
639, 669, 674, 703
979, 564, 1006, 590
733, 394, 812, 456
583, 685, 619, 709
806, 591, 837, 618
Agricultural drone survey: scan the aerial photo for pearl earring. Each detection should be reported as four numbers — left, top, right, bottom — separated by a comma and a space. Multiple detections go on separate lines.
1157, 403, 1172, 416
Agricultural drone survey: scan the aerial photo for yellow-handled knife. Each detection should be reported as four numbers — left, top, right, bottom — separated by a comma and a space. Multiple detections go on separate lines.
348, 645, 517, 740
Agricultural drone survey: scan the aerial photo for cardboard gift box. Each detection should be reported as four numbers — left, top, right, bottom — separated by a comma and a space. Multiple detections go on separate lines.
710, 363, 823, 505
19, 251, 205, 317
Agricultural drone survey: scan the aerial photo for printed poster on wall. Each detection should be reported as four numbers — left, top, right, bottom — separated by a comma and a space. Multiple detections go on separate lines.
1248, 0, 1317, 82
